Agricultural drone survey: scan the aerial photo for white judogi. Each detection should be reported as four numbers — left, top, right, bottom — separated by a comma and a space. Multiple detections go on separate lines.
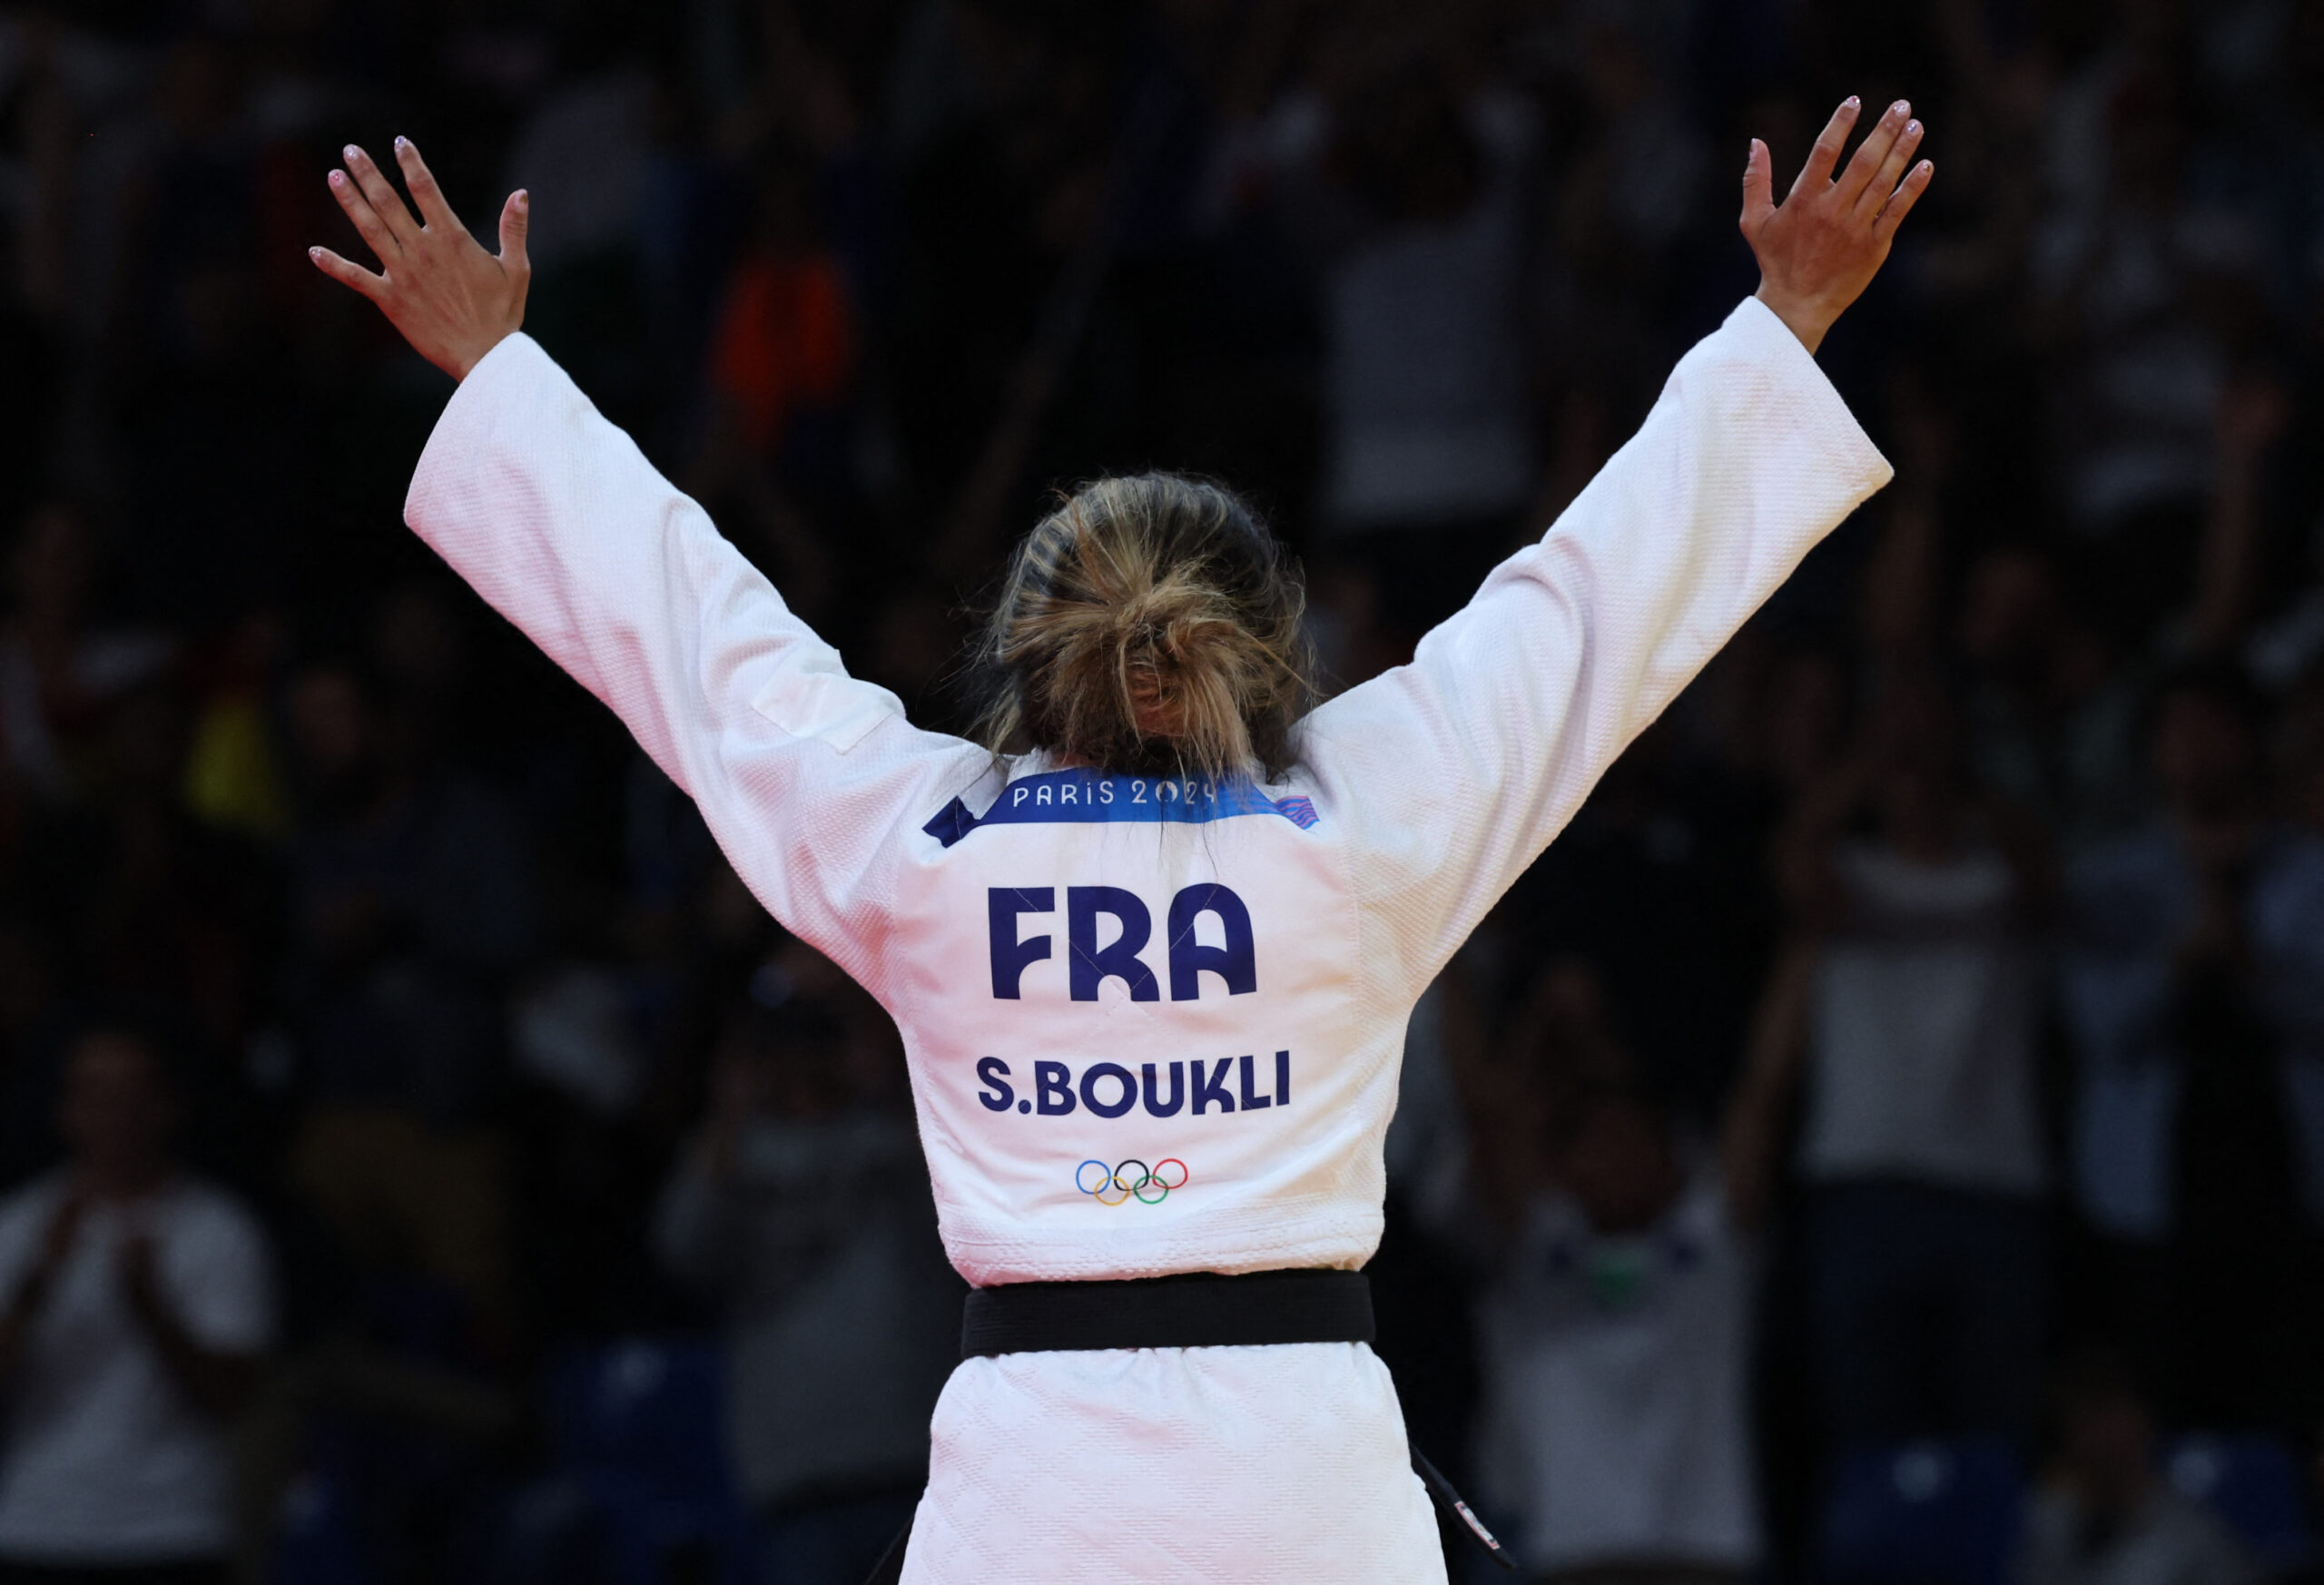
404, 294, 1888, 1583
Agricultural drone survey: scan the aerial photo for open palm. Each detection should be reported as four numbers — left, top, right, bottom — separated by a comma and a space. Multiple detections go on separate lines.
309, 138, 531, 382
1741, 97, 1933, 353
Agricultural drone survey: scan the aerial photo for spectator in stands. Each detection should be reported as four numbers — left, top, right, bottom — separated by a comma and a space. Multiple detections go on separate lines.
1954, 544, 2151, 843
1511, 720, 1784, 1130
1533, 7, 1711, 423
2033, 63, 2261, 541
1292, 44, 1538, 635
1462, 959, 1765, 1582
0, 506, 173, 806
1955, 372, 2284, 850
2061, 665, 2311, 1423
281, 656, 538, 1341
30, 674, 281, 1064
0, 1021, 273, 1585
655, 938, 955, 1585
688, 143, 861, 625
2021, 1354, 2255, 1585
1728, 679, 2051, 1447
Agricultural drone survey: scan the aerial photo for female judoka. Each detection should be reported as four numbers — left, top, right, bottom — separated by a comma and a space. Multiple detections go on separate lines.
310, 95, 1929, 1584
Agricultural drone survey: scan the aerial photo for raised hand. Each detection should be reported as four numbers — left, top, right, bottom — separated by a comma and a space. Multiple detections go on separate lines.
310, 139, 530, 381
1740, 98, 1933, 354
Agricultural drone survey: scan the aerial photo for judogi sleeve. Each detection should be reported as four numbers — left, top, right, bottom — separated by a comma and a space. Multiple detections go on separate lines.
1304, 295, 1892, 1001
403, 333, 970, 994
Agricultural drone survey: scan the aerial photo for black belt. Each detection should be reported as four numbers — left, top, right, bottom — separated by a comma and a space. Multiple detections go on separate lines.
960, 1266, 1375, 1356
861, 1269, 1514, 1580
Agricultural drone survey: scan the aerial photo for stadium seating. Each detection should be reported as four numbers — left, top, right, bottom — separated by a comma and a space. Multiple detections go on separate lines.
528, 1337, 760, 1585
1814, 1436, 2025, 1585
2163, 1432, 2318, 1574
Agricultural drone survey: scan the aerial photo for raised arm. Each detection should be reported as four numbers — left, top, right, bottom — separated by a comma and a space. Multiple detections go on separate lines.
1306, 99, 1926, 999
310, 143, 974, 989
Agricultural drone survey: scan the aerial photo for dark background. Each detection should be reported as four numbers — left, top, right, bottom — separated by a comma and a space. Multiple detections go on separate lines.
3, 0, 2324, 1581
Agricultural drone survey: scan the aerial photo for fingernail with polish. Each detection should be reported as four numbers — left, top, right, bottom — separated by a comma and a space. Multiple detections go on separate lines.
1893, 101, 1909, 114
394, 135, 409, 150
1845, 95, 1860, 108
515, 190, 529, 210
328, 170, 345, 186
1907, 120, 1921, 135
343, 144, 359, 161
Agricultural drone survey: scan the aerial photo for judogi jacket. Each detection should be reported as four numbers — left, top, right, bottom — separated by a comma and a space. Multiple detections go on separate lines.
406, 294, 1889, 1582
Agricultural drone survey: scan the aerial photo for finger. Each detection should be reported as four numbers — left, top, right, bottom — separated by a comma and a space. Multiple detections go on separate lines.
1857, 117, 1924, 216
392, 136, 462, 235
1837, 100, 1910, 204
497, 189, 531, 277
342, 143, 420, 249
1740, 138, 1774, 232
309, 244, 388, 300
326, 167, 399, 262
1872, 160, 1934, 244
1790, 96, 1861, 198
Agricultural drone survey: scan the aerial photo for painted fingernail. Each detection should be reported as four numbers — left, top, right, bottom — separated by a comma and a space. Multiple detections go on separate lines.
1892, 100, 1909, 115
1906, 120, 1921, 136
328, 169, 345, 187
308, 245, 321, 260
515, 190, 529, 211
343, 143, 359, 161
394, 135, 409, 151
1845, 95, 1860, 109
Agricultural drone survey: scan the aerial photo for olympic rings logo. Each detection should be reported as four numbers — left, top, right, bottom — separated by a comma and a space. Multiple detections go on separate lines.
1075, 1158, 1189, 1206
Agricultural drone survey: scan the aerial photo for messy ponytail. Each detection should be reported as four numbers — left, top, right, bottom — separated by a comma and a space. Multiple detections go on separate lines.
973, 473, 1316, 783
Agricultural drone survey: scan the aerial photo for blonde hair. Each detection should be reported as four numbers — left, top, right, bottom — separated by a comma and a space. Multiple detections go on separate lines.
974, 473, 1315, 783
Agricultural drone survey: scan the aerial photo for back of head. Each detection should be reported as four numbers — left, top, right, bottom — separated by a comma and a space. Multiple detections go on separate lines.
976, 473, 1315, 783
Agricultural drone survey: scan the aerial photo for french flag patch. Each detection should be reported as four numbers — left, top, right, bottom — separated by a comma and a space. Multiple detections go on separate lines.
1273, 794, 1319, 829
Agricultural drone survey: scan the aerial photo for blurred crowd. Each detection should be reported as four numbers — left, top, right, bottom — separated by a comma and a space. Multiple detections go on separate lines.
3, 0, 2324, 1582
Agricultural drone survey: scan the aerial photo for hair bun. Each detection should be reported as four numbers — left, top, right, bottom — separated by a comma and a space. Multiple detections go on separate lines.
976, 473, 1314, 782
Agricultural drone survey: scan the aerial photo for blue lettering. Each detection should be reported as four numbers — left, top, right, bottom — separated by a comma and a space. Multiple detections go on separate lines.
1276, 1049, 1290, 1107
976, 1058, 1015, 1112
1035, 1060, 1077, 1116
1142, 1061, 1185, 1118
1068, 887, 1159, 1002
988, 889, 1055, 999
1167, 884, 1257, 1000
1237, 1052, 1273, 1110
1192, 1057, 1236, 1115
1080, 1062, 1137, 1118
